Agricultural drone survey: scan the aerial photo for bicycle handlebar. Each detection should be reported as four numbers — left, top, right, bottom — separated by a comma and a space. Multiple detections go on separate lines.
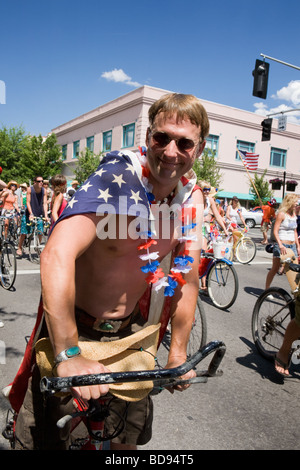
40, 340, 226, 395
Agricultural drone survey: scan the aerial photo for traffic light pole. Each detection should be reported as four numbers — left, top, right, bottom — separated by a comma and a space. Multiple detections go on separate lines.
260, 53, 300, 71
266, 108, 300, 118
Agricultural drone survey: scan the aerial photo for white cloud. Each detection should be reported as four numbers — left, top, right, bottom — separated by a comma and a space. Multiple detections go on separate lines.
101, 68, 141, 88
272, 80, 300, 106
253, 80, 300, 125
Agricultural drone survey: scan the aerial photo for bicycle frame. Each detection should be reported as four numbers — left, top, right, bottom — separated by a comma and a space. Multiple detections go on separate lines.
199, 251, 233, 280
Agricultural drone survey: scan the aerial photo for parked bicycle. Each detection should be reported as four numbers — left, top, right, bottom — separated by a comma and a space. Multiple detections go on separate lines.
252, 248, 300, 364
199, 247, 239, 310
0, 216, 17, 290
228, 224, 256, 264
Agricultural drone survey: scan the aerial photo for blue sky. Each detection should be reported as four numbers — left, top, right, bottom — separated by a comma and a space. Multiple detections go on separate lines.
1, 0, 300, 136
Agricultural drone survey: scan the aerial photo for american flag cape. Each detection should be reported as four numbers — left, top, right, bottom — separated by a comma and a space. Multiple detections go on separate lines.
52, 150, 153, 232
237, 149, 259, 171
7, 149, 199, 413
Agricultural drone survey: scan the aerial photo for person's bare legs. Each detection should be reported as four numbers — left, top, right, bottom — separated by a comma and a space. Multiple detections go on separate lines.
17, 233, 26, 256
275, 319, 300, 376
265, 257, 281, 290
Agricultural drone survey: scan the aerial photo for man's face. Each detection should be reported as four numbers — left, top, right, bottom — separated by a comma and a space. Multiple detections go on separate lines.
146, 113, 205, 187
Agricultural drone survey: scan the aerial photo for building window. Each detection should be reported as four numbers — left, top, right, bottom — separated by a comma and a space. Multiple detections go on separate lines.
61, 144, 67, 160
103, 130, 112, 152
206, 134, 219, 156
73, 140, 80, 159
236, 140, 255, 160
123, 123, 135, 148
270, 147, 286, 168
86, 136, 94, 152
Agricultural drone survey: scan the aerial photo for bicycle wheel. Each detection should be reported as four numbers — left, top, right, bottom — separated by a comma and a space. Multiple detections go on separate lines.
207, 259, 239, 310
28, 231, 47, 264
235, 237, 256, 264
0, 242, 17, 290
187, 297, 207, 361
251, 287, 295, 361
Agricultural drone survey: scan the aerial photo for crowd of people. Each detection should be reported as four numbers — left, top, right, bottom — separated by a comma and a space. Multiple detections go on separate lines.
0, 176, 79, 256
1, 92, 299, 449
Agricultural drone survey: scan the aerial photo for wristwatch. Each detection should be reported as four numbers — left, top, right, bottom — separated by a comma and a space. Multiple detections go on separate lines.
54, 346, 81, 365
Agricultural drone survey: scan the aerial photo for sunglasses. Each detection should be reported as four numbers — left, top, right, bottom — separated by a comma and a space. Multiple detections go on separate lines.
36, 180, 43, 183
202, 187, 211, 192
151, 131, 199, 152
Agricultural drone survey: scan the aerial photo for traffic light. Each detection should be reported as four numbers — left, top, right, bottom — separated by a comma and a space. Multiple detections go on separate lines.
252, 59, 269, 99
261, 118, 272, 141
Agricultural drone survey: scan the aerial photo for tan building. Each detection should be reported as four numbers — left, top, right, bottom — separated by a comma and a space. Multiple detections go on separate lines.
52, 85, 300, 204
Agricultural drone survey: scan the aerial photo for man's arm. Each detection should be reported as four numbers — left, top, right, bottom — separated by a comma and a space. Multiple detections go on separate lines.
165, 189, 203, 390
26, 188, 32, 217
40, 213, 110, 400
43, 188, 49, 219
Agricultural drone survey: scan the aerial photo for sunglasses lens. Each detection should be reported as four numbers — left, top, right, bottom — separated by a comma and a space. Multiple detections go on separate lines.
177, 138, 195, 151
152, 132, 195, 151
152, 132, 170, 147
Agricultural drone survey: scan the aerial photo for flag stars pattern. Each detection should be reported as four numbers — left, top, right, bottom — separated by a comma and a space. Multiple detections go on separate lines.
57, 151, 151, 223
112, 173, 126, 188
98, 188, 113, 202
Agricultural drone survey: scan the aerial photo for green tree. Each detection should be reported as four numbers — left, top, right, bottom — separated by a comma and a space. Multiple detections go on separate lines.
248, 169, 273, 207
72, 148, 104, 184
19, 133, 62, 181
192, 149, 223, 189
0, 126, 62, 183
0, 126, 31, 181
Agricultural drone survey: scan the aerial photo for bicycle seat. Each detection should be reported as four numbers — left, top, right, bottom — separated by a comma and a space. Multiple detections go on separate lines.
289, 263, 300, 273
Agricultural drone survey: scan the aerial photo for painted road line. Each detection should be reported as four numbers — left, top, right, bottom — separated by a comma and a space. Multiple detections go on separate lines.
17, 269, 40, 274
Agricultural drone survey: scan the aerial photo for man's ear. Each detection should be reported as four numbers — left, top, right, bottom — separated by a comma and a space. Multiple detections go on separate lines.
145, 127, 151, 147
196, 140, 206, 158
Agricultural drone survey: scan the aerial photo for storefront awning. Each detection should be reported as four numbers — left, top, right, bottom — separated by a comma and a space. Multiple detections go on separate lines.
216, 191, 282, 203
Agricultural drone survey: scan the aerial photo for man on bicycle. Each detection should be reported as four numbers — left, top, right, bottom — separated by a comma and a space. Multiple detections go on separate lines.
16, 176, 49, 256
10, 93, 208, 449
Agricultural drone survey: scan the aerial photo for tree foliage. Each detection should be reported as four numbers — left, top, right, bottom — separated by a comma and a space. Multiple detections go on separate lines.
248, 169, 273, 206
192, 149, 223, 189
0, 126, 62, 183
72, 149, 104, 184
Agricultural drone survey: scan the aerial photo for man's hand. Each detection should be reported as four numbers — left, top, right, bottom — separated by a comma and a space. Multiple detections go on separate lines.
164, 357, 196, 393
56, 356, 110, 402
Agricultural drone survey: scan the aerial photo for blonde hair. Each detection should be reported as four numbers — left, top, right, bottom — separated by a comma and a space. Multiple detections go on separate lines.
198, 180, 211, 190
278, 193, 298, 214
148, 93, 210, 141
230, 197, 241, 209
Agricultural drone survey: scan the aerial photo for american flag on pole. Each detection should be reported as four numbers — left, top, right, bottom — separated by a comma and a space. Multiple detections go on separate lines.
237, 149, 259, 171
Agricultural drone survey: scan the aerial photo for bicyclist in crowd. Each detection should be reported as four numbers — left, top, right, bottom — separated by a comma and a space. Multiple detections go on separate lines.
16, 176, 49, 256
260, 198, 276, 245
9, 93, 209, 449
1, 180, 20, 239
198, 180, 228, 293
265, 194, 300, 291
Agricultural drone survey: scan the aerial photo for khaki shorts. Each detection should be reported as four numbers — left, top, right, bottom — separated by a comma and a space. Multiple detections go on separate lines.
260, 221, 269, 233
